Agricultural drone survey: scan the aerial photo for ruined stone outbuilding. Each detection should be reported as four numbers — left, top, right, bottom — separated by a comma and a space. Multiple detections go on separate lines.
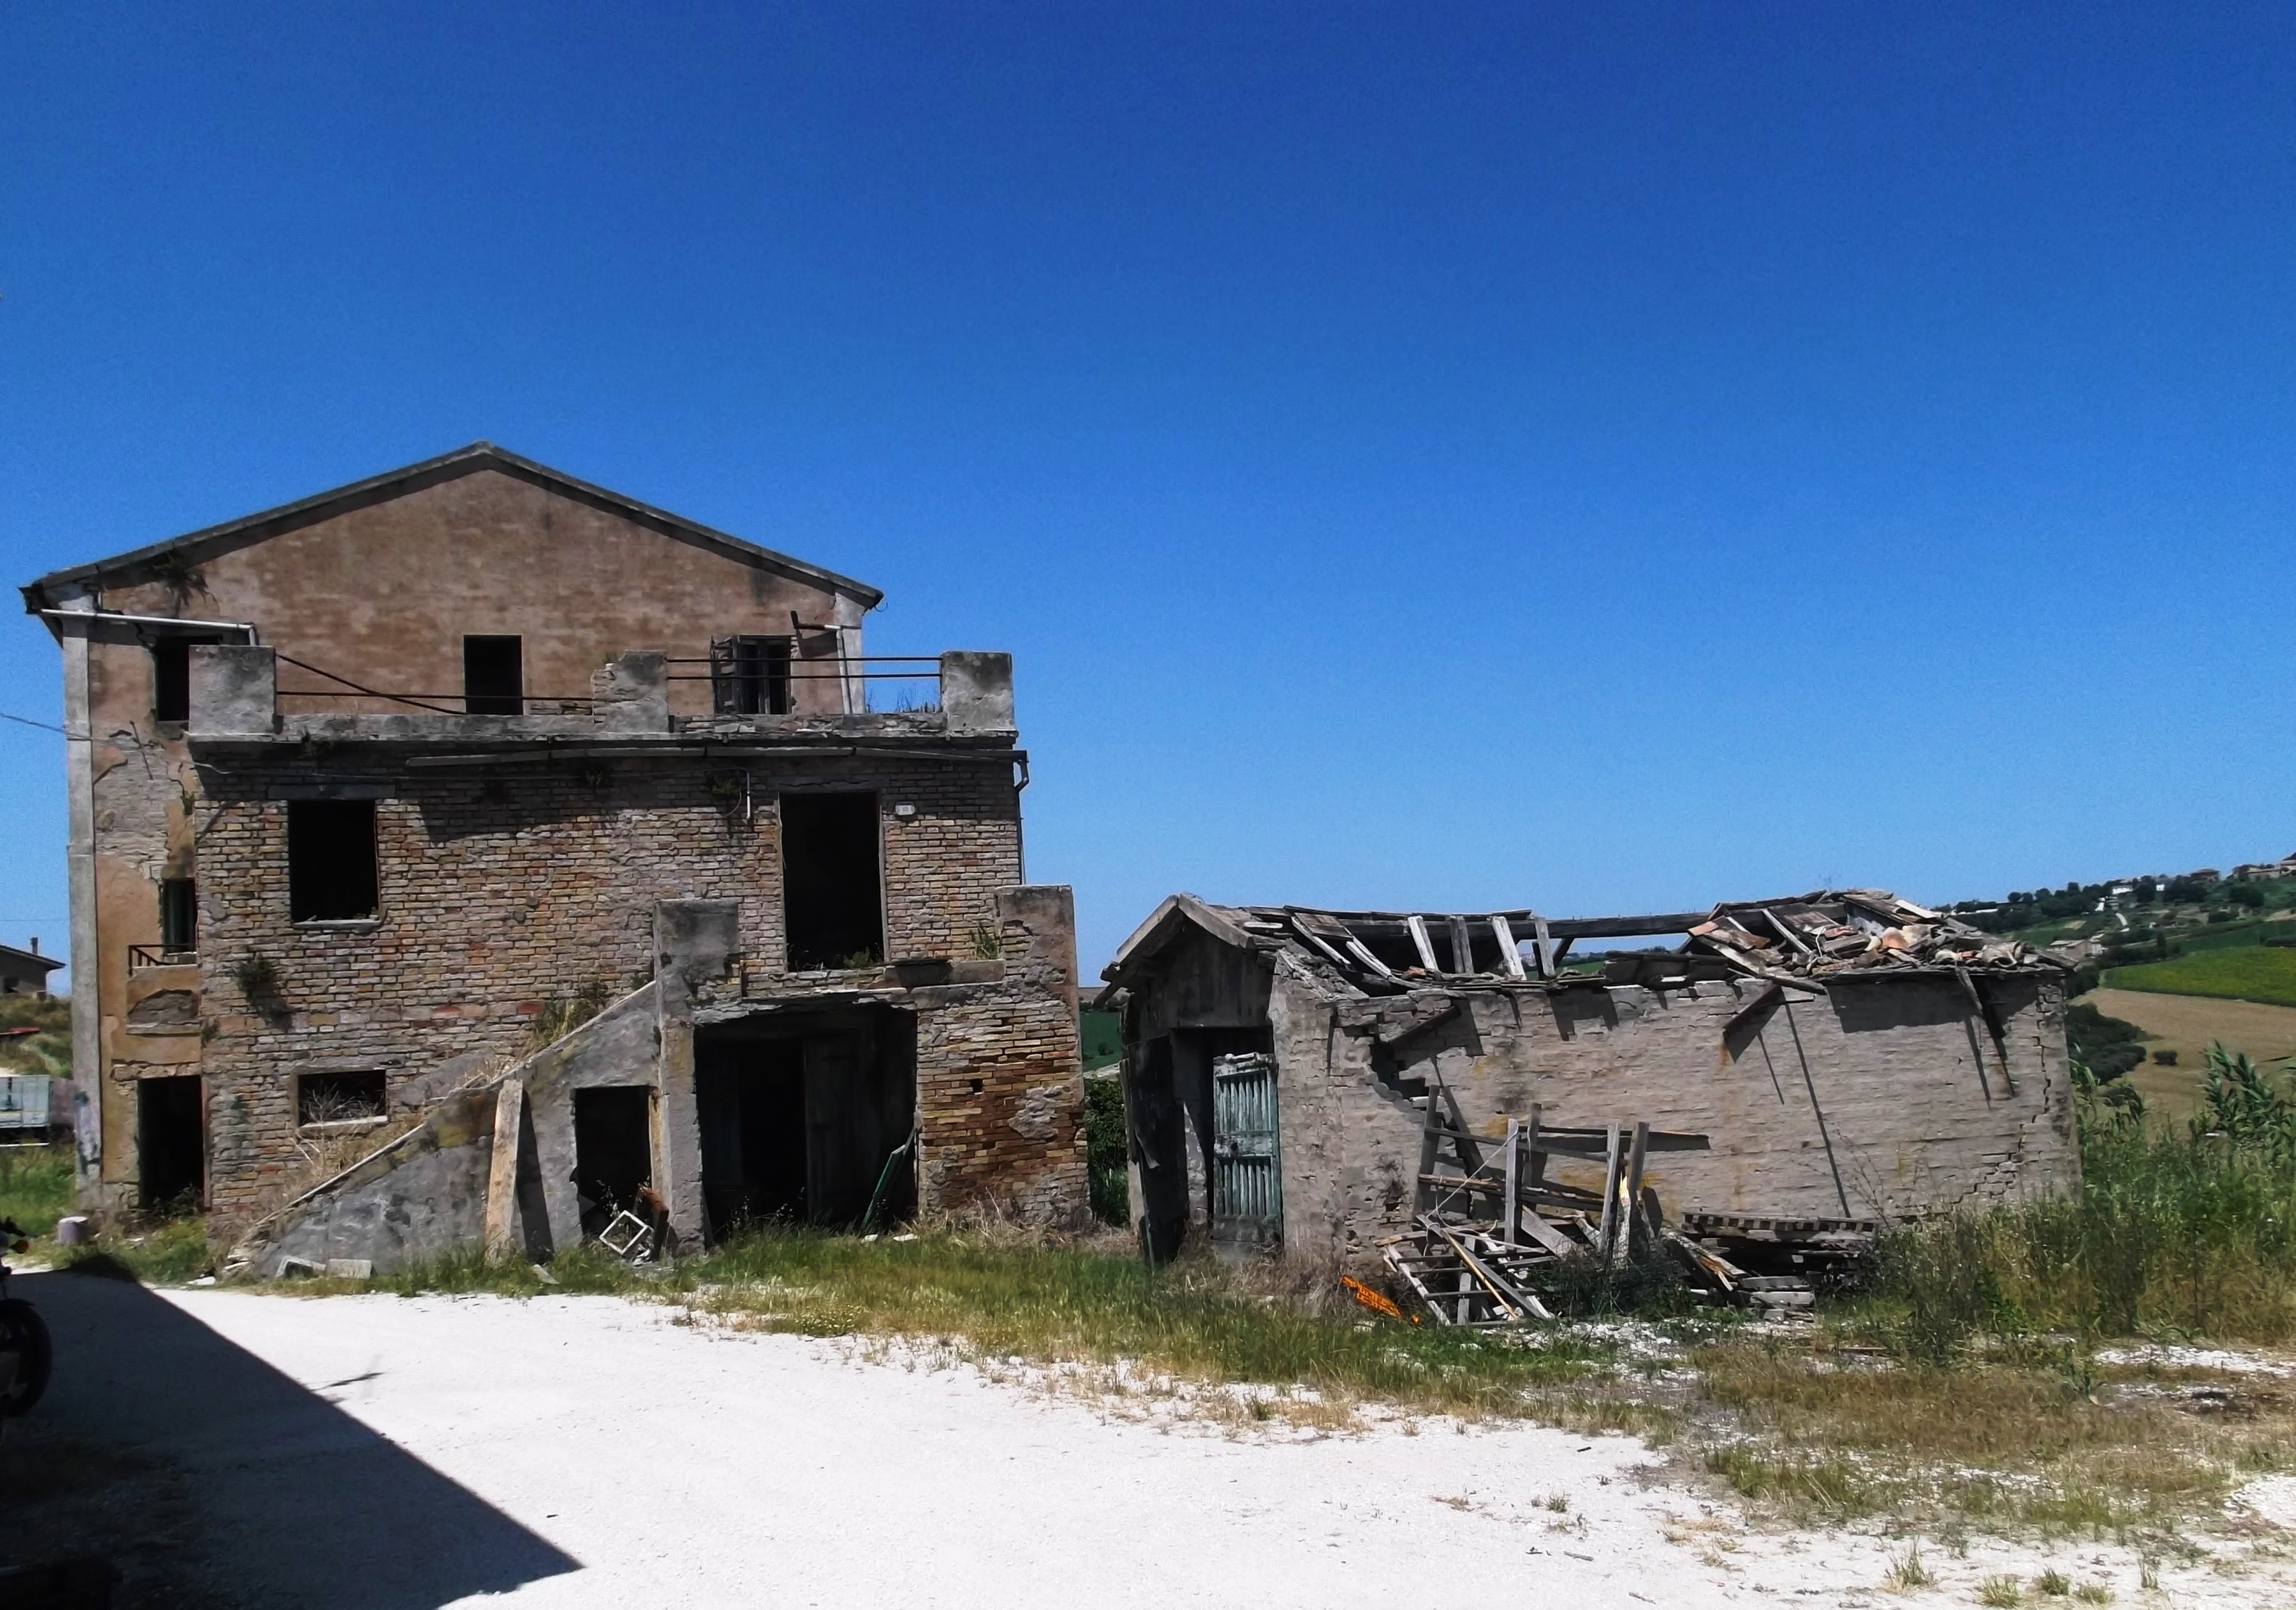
1097, 892, 2076, 1271
21, 443, 1086, 1269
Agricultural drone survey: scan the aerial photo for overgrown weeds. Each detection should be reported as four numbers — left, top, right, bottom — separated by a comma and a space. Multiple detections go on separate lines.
1858, 1048, 2296, 1351
1698, 1062, 2296, 1528
0, 1141, 74, 1235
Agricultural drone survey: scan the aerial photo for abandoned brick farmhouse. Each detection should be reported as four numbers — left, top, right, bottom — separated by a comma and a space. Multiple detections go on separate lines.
1098, 892, 2077, 1274
22, 444, 1086, 1269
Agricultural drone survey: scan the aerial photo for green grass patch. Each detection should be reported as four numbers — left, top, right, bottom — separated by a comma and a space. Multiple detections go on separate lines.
0, 1142, 74, 1237
58, 1217, 214, 1284
2107, 946, 2296, 1008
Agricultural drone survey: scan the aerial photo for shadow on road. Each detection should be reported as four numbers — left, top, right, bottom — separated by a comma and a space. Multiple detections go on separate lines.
8, 1269, 579, 1609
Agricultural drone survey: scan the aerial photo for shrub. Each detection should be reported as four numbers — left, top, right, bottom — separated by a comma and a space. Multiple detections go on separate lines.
1083, 1074, 1128, 1225
1863, 1058, 2296, 1348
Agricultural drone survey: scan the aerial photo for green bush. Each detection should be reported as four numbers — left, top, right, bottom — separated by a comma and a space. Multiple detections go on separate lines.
1083, 1074, 1128, 1225
2065, 1001, 2146, 1082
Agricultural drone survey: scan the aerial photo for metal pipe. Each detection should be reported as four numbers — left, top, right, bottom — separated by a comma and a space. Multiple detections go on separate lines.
39, 609, 258, 639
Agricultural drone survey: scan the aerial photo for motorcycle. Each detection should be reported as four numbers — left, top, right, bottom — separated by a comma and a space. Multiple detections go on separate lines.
0, 1217, 50, 1420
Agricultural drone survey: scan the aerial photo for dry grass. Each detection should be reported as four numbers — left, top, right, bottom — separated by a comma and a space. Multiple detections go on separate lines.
1690, 1335, 2296, 1530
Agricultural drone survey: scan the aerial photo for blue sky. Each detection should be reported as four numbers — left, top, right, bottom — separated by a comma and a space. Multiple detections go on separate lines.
3, 4, 2291, 983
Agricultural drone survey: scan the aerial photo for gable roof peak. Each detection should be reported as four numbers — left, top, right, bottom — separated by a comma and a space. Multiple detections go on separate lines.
21, 442, 883, 611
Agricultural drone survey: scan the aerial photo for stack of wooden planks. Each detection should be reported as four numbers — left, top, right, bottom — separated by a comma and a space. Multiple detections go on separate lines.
1378, 1080, 1711, 1327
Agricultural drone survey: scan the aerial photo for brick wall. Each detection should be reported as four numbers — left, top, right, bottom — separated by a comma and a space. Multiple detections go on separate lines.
193, 752, 1024, 1220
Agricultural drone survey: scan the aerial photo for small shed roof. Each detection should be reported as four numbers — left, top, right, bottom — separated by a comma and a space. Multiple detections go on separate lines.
1098, 889, 2065, 1008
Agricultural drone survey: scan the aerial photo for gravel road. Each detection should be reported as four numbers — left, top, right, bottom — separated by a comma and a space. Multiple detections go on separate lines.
19, 1269, 2262, 1609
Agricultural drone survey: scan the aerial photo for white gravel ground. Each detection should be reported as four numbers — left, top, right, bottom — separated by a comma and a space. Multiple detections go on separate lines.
27, 1272, 2296, 1608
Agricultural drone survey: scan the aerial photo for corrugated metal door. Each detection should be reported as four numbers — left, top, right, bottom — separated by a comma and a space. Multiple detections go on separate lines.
1210, 1053, 1282, 1247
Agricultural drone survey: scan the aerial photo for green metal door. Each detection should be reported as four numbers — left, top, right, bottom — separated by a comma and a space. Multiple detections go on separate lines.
1210, 1053, 1282, 1248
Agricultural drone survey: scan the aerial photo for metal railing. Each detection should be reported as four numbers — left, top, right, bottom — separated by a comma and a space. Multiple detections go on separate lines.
271, 652, 595, 715
665, 654, 943, 716
128, 943, 197, 971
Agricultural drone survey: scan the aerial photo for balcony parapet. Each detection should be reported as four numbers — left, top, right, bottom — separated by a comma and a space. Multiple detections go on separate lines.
186, 647, 1018, 753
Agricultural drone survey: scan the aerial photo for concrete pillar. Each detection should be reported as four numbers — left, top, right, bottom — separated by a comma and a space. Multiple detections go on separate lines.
653, 900, 739, 1248
940, 651, 1015, 736
187, 645, 277, 736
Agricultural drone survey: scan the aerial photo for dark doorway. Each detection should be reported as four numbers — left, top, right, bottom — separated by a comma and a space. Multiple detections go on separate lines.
695, 1008, 915, 1239
781, 792, 882, 969
159, 877, 198, 955
571, 1086, 654, 1237
288, 800, 379, 921
463, 636, 524, 715
138, 1076, 204, 1212
149, 634, 226, 723
696, 1040, 810, 1228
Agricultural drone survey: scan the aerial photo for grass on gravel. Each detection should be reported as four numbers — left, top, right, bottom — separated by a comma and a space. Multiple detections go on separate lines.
1696, 1337, 2294, 1529
361, 1225, 1660, 1429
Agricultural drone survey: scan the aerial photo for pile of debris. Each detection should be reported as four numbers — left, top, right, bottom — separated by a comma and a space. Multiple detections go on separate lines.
1373, 1082, 1875, 1327
1686, 889, 2046, 982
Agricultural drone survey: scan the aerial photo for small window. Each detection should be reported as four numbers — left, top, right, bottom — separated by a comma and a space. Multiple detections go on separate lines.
151, 634, 225, 723
463, 635, 524, 715
712, 635, 793, 716
782, 791, 883, 968
288, 800, 380, 922
299, 1070, 386, 1126
159, 878, 198, 954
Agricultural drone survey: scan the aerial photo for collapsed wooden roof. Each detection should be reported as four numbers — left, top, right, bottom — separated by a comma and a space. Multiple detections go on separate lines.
1099, 888, 2066, 1003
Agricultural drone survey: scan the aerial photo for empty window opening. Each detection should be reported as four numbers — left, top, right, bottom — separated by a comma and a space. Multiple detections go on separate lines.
782, 792, 883, 969
150, 635, 225, 723
713, 635, 793, 716
159, 878, 198, 955
572, 1085, 655, 1237
138, 1075, 205, 1212
299, 1070, 386, 1126
288, 800, 379, 921
696, 1008, 915, 1238
463, 635, 524, 715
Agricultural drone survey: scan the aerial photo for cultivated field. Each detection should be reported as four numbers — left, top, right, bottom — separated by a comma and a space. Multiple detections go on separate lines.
2107, 946, 2296, 1009
2087, 987, 2296, 1120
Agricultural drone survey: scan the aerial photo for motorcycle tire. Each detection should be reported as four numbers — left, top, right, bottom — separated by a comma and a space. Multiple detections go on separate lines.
0, 1298, 51, 1416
